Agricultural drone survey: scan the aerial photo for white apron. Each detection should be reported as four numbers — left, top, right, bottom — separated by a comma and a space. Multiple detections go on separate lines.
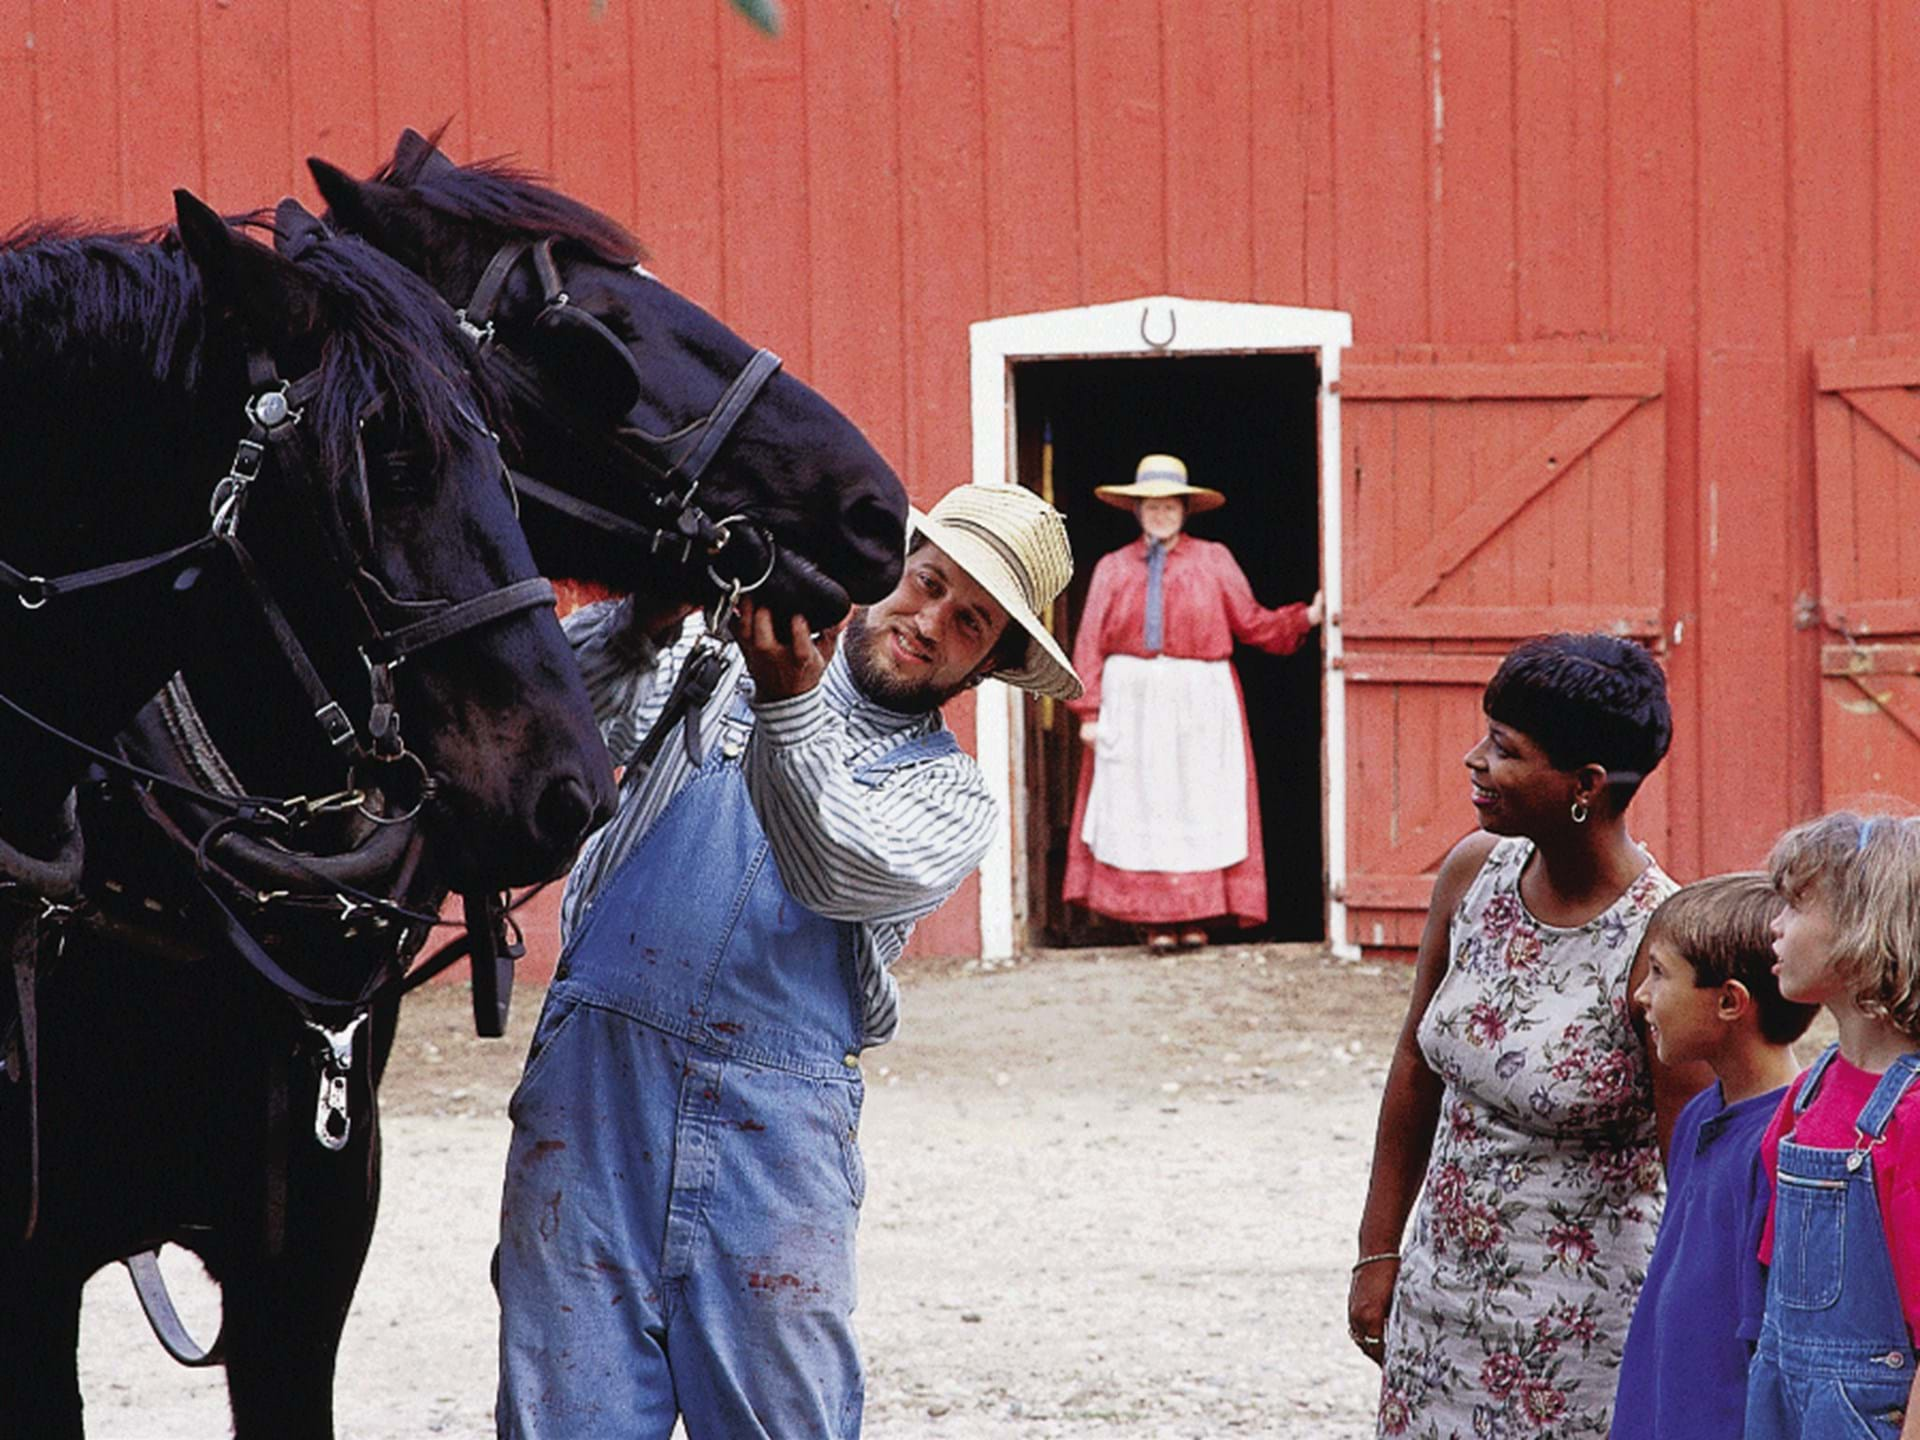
1080, 654, 1248, 873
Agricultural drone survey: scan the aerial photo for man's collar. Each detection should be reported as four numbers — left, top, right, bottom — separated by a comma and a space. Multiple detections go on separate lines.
827, 644, 934, 727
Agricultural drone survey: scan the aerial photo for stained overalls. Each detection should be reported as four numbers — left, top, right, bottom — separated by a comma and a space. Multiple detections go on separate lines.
495, 680, 955, 1440
1746, 1045, 1920, 1439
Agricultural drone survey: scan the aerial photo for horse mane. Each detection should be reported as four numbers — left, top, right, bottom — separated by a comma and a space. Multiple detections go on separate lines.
376, 127, 645, 268
0, 214, 500, 481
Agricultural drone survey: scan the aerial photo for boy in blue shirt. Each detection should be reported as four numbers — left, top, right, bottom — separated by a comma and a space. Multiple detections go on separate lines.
1612, 873, 1821, 1438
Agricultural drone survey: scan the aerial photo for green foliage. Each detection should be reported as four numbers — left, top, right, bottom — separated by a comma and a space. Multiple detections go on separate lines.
730, 0, 782, 36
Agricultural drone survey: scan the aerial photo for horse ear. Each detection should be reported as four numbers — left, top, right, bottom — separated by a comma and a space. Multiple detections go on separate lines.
308, 158, 433, 267
392, 127, 459, 182
174, 188, 321, 344
272, 197, 331, 260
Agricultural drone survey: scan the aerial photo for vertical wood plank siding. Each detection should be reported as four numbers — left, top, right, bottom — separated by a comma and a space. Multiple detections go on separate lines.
3, 0, 1912, 954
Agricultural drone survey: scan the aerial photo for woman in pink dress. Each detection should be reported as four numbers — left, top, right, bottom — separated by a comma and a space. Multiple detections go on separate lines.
1063, 453, 1323, 951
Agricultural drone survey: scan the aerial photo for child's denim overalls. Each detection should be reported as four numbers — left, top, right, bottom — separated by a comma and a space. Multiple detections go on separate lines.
495, 684, 955, 1439
1746, 1044, 1920, 1440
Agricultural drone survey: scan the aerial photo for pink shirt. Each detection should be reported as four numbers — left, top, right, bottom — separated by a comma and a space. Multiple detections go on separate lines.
1759, 1052, 1920, 1339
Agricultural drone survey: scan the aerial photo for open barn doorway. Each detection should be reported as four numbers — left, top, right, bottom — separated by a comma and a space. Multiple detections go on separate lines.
1012, 353, 1325, 946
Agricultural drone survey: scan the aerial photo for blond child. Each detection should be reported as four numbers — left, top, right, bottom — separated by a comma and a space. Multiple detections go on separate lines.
1612, 874, 1818, 1437
1746, 813, 1920, 1439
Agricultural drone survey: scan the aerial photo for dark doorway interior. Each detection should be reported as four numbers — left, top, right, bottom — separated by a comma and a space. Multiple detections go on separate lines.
1013, 352, 1325, 947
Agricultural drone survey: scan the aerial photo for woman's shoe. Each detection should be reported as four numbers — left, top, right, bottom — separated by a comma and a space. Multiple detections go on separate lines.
1145, 929, 1178, 953
1179, 929, 1209, 949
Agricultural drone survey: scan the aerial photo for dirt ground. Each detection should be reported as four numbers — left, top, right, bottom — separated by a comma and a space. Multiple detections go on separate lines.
74, 943, 1409, 1438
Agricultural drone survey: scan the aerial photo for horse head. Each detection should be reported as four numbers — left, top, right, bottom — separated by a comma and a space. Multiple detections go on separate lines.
0, 193, 610, 894
171, 191, 616, 889
308, 130, 908, 631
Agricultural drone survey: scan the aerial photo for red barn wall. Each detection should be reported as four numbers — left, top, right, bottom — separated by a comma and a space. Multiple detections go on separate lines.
6, 0, 1913, 958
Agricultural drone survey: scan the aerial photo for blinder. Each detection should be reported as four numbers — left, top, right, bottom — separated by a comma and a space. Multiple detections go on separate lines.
460, 237, 645, 421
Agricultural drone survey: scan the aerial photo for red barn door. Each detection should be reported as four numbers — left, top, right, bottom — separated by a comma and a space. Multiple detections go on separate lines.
1337, 344, 1669, 956
1813, 337, 1920, 809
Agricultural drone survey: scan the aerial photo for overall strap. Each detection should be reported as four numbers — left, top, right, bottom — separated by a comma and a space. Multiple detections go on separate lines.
1794, 1043, 1842, 1115
1856, 1052, 1920, 1141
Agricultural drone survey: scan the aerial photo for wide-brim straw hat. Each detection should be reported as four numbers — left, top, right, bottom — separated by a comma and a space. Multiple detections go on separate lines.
1093, 452, 1225, 514
908, 486, 1083, 702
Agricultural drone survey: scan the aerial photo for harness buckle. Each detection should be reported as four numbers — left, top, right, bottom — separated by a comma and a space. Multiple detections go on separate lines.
314, 701, 357, 751
454, 310, 496, 350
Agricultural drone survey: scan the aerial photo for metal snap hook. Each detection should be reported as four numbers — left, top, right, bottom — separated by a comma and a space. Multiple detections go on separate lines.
16, 577, 47, 611
705, 579, 745, 637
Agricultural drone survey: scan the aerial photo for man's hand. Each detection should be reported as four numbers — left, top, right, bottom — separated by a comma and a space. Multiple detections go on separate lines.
1079, 721, 1098, 746
1305, 589, 1326, 628
735, 598, 844, 702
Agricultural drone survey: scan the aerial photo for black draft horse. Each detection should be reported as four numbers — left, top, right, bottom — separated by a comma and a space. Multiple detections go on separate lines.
0, 192, 619, 1440
8, 137, 909, 1439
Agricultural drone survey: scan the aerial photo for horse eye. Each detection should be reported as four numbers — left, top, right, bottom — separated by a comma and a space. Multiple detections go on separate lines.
374, 450, 430, 494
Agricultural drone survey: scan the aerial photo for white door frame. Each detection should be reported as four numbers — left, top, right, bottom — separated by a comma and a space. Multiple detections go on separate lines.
967, 295, 1355, 959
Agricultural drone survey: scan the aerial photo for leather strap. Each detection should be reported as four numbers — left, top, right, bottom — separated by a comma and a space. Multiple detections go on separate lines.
221, 532, 361, 751
124, 1250, 226, 1367
463, 240, 532, 328
626, 641, 728, 772
665, 348, 782, 501
362, 577, 556, 665
10, 916, 41, 1241
0, 536, 217, 608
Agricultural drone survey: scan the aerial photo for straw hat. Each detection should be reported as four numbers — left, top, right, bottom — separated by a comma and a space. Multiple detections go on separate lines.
908, 486, 1083, 701
1093, 453, 1225, 513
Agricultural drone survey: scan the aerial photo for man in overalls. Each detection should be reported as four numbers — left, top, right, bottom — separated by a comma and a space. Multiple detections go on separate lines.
496, 485, 1081, 1439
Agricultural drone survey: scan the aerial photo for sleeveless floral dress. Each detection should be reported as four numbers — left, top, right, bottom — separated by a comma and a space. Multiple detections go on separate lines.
1377, 837, 1676, 1439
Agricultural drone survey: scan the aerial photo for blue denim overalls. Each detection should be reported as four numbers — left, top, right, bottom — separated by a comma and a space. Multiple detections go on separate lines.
1746, 1045, 1920, 1439
496, 683, 956, 1439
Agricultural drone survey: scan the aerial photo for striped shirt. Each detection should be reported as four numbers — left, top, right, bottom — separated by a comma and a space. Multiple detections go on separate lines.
558, 601, 998, 1046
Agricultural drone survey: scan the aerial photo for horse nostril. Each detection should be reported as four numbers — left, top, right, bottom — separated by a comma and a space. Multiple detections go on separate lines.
534, 774, 597, 853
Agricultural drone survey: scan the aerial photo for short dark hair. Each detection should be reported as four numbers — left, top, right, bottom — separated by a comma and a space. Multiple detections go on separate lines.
1482, 634, 1671, 806
1647, 873, 1819, 1045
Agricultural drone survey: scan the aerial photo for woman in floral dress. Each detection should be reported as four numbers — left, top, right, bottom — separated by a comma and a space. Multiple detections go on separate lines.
1348, 635, 1712, 1438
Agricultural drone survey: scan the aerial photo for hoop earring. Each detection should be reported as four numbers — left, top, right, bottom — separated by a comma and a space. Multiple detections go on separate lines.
1570, 799, 1590, 825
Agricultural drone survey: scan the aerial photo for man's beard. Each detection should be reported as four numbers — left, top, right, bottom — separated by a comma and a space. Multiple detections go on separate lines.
842, 609, 977, 714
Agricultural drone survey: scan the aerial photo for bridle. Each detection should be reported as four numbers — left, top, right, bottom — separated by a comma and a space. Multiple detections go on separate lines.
453, 236, 783, 605
212, 352, 558, 785
2, 351, 554, 817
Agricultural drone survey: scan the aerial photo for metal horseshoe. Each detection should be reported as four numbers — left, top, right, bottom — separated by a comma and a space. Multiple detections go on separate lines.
1140, 305, 1177, 350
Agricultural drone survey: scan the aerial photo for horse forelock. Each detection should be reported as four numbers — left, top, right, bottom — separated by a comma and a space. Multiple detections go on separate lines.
286, 231, 505, 482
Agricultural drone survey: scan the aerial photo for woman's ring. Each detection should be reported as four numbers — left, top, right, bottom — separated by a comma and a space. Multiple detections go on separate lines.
1349, 1327, 1384, 1347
